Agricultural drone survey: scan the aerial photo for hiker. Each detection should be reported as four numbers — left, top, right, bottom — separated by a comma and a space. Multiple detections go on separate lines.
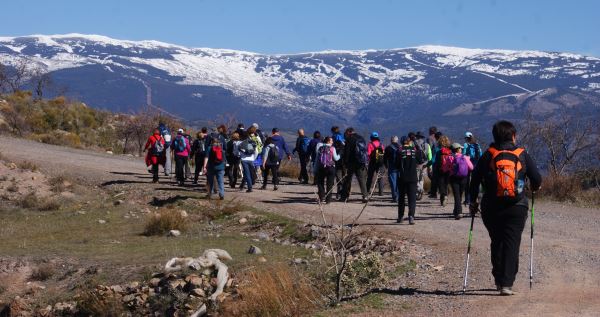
397, 136, 425, 224
270, 128, 291, 162
384, 136, 401, 202
238, 131, 257, 192
366, 132, 385, 196
341, 127, 369, 203
332, 128, 346, 200
252, 123, 266, 144
413, 131, 432, 200
158, 123, 172, 177
235, 123, 245, 136
182, 128, 193, 180
292, 128, 310, 184
226, 132, 242, 188
449, 143, 473, 219
144, 129, 165, 183
191, 128, 208, 184
469, 120, 542, 295
428, 131, 444, 199
315, 136, 340, 203
203, 137, 226, 200
308, 131, 322, 184
247, 125, 263, 186
172, 128, 191, 186
426, 127, 439, 198
433, 135, 452, 206
462, 131, 483, 205
261, 137, 280, 190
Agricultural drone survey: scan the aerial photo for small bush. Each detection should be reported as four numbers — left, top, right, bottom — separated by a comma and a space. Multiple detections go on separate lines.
7, 182, 18, 192
278, 160, 301, 180
228, 264, 321, 317
30, 263, 55, 281
77, 290, 126, 317
204, 199, 242, 221
18, 192, 61, 211
48, 175, 72, 193
19, 192, 39, 209
17, 160, 38, 172
538, 174, 600, 206
341, 253, 387, 296
143, 209, 188, 236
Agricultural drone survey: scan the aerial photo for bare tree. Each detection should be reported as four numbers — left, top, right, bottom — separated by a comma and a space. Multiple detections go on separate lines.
30, 68, 53, 101
3, 59, 32, 93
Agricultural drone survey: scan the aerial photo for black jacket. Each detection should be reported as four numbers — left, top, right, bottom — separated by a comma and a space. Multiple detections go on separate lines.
397, 144, 424, 183
384, 143, 400, 171
343, 133, 367, 168
469, 142, 542, 209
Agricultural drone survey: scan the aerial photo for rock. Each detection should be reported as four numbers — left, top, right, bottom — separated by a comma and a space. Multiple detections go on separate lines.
61, 191, 76, 199
179, 210, 188, 218
114, 199, 124, 206
110, 285, 124, 293
248, 245, 262, 255
37, 305, 53, 317
106, 151, 114, 155
53, 302, 76, 313
257, 232, 269, 240
433, 265, 445, 272
168, 279, 186, 290
149, 277, 161, 287
98, 219, 107, 224
238, 217, 248, 224
168, 230, 181, 237
293, 258, 303, 264
257, 256, 267, 263
7, 162, 17, 169
185, 275, 203, 288
76, 210, 86, 215
122, 294, 135, 303
190, 288, 206, 297
126, 281, 140, 290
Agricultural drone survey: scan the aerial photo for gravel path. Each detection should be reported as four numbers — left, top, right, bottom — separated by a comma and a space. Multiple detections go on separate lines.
1, 136, 599, 316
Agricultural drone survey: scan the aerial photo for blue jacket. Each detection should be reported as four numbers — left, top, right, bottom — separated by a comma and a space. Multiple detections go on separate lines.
271, 135, 290, 158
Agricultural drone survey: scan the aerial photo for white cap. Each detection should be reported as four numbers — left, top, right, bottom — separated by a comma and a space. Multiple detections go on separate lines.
465, 131, 473, 138
252, 123, 259, 129
178, 128, 184, 133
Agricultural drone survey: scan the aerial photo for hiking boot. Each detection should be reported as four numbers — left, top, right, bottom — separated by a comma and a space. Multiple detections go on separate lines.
206, 194, 212, 200
500, 287, 515, 296
455, 214, 462, 220
396, 217, 404, 224
246, 189, 253, 193
261, 185, 267, 190
428, 194, 437, 199
273, 186, 278, 191
362, 198, 369, 204
219, 196, 224, 200
408, 216, 415, 225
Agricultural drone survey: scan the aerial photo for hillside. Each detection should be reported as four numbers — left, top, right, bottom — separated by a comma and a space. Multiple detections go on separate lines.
1, 34, 599, 135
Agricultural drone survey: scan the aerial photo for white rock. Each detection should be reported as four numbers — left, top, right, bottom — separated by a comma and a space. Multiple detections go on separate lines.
168, 230, 181, 237
179, 210, 188, 218
238, 217, 248, 224
248, 245, 262, 255
98, 219, 106, 224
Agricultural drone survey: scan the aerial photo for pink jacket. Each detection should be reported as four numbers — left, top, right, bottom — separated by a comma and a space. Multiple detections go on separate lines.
367, 140, 383, 158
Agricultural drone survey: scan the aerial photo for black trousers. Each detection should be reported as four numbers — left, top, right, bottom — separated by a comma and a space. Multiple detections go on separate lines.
151, 163, 159, 182
449, 176, 467, 216
429, 169, 438, 196
366, 163, 384, 196
437, 172, 450, 203
263, 164, 280, 188
335, 166, 346, 198
342, 165, 368, 199
398, 181, 417, 220
481, 204, 528, 287
299, 154, 309, 183
194, 154, 205, 182
317, 166, 336, 202
175, 155, 187, 184
228, 157, 241, 188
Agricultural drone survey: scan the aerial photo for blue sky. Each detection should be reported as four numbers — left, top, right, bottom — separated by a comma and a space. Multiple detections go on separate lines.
2, 0, 599, 56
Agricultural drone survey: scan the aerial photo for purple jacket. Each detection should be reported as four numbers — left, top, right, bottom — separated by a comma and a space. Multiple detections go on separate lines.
271, 135, 290, 158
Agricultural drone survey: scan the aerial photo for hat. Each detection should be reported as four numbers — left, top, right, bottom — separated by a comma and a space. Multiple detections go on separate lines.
415, 131, 425, 139
370, 132, 379, 139
177, 128, 184, 134
252, 123, 259, 129
451, 143, 463, 150
465, 132, 473, 138
400, 136, 409, 144
272, 128, 279, 133
408, 132, 416, 140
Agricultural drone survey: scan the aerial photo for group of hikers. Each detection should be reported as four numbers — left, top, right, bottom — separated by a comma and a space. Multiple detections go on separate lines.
144, 120, 542, 296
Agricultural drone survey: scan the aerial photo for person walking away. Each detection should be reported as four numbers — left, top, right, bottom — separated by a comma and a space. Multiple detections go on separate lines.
413, 132, 432, 200
181, 128, 193, 180
238, 131, 257, 192
449, 143, 473, 219
292, 129, 311, 184
332, 126, 345, 144
429, 131, 444, 199
427, 127, 439, 198
341, 127, 369, 203
366, 132, 385, 196
315, 137, 340, 203
271, 128, 292, 183
397, 136, 425, 224
469, 120, 542, 295
247, 126, 263, 186
144, 129, 165, 183
235, 123, 245, 136
384, 136, 401, 202
191, 128, 208, 184
226, 132, 242, 188
308, 131, 322, 184
203, 138, 226, 200
333, 132, 346, 200
463, 131, 483, 205
252, 123, 266, 144
172, 129, 191, 186
433, 135, 452, 207
158, 123, 172, 177
262, 137, 281, 190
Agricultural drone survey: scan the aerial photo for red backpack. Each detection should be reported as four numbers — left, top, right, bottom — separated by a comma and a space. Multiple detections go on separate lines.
210, 144, 224, 164
440, 148, 454, 173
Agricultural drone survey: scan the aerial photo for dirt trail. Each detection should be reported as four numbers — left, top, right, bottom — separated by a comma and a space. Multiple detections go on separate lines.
1, 136, 599, 316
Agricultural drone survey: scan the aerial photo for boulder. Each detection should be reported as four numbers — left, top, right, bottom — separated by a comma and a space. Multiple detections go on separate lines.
168, 230, 181, 237
238, 217, 248, 224
248, 245, 262, 255
190, 288, 206, 297
168, 279, 186, 290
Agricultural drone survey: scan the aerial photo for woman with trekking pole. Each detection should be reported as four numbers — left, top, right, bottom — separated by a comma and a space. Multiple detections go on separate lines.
467, 120, 542, 295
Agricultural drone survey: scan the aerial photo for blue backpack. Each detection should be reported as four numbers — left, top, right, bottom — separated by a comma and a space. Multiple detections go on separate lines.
173, 136, 187, 153
300, 136, 310, 154
465, 143, 481, 164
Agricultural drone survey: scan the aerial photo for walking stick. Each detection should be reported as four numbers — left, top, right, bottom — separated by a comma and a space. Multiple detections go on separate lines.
530, 192, 535, 290
462, 209, 476, 293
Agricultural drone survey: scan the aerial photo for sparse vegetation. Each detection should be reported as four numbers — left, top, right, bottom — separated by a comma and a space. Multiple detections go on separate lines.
18, 192, 60, 211
143, 209, 188, 236
30, 263, 56, 281
76, 291, 126, 317
340, 253, 388, 296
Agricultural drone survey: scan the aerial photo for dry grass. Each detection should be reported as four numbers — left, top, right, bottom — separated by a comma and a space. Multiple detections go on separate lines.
77, 290, 126, 317
278, 160, 301, 180
30, 263, 55, 281
225, 264, 321, 317
143, 209, 188, 236
48, 175, 72, 193
204, 198, 243, 221
18, 192, 61, 211
16, 160, 38, 172
538, 174, 600, 206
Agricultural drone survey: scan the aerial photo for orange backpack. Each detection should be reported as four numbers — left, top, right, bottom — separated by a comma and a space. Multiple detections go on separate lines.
488, 148, 525, 199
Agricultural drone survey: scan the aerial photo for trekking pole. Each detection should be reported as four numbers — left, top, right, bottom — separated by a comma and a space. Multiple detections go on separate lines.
462, 209, 476, 293
530, 192, 535, 290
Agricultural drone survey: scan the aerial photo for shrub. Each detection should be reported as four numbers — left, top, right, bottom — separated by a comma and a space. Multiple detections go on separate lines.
229, 264, 321, 317
341, 253, 387, 296
143, 209, 188, 236
16, 160, 38, 171
48, 175, 72, 193
204, 199, 242, 221
538, 174, 600, 206
18, 192, 60, 211
77, 291, 126, 317
278, 160, 301, 180
30, 263, 55, 281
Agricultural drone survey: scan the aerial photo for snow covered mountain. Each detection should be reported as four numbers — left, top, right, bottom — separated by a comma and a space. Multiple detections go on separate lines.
1, 34, 599, 134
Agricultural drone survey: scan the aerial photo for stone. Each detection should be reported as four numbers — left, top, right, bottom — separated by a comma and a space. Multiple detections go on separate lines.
122, 294, 135, 303
248, 245, 262, 255
179, 210, 188, 218
110, 285, 124, 293
257, 256, 267, 263
98, 219, 107, 224
238, 217, 248, 224
53, 302, 76, 313
257, 232, 269, 240
114, 199, 124, 206
168, 230, 181, 237
168, 279, 186, 290
126, 281, 140, 290
190, 288, 206, 297
185, 275, 203, 288
433, 265, 445, 272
